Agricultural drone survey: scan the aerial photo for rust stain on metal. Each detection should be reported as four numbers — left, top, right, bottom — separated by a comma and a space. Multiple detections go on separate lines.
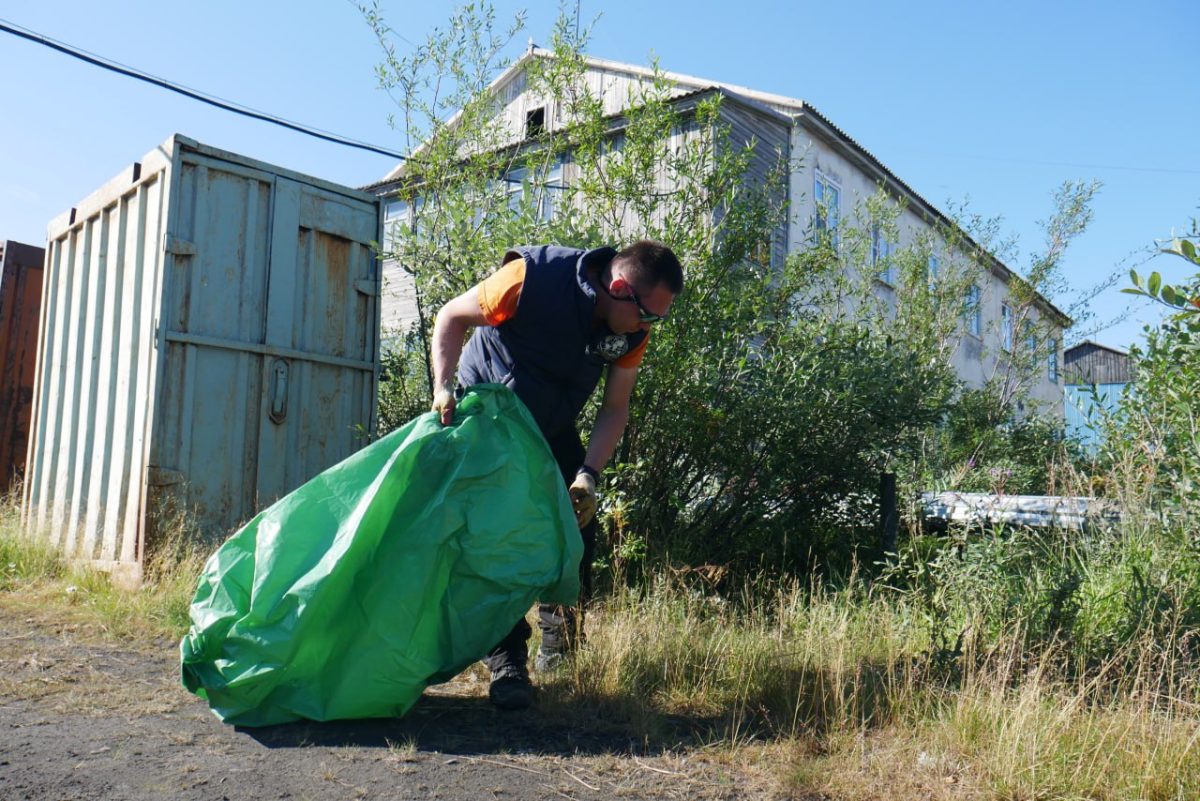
0, 240, 45, 490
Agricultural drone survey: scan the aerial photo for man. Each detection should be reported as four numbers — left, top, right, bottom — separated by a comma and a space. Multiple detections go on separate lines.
429, 241, 683, 710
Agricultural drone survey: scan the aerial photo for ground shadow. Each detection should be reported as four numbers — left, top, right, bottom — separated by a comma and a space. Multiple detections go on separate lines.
241, 691, 697, 757
239, 655, 927, 758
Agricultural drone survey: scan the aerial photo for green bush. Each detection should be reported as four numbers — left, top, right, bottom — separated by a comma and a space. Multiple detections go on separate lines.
365, 5, 1098, 580
914, 387, 1083, 496
887, 225, 1200, 673
1113, 235, 1200, 512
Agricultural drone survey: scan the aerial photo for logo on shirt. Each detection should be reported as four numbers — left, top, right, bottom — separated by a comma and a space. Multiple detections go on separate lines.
587, 332, 631, 363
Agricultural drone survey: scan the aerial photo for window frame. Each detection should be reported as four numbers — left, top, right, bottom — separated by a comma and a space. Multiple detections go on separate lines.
871, 224, 896, 286
964, 284, 982, 338
813, 170, 841, 250
1001, 302, 1014, 352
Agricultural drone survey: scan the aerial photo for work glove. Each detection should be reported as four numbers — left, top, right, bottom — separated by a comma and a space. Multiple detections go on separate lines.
431, 382, 456, 426
568, 470, 598, 529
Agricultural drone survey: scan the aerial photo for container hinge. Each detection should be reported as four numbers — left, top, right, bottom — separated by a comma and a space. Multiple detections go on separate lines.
354, 278, 379, 297
164, 235, 197, 257
147, 466, 185, 486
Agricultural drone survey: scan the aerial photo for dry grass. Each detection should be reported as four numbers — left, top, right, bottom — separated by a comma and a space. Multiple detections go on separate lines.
5, 489, 1200, 798
539, 574, 1200, 801
0, 493, 205, 641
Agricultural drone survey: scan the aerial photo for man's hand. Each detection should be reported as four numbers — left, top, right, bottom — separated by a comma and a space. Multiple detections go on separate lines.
432, 382, 456, 426
568, 470, 598, 529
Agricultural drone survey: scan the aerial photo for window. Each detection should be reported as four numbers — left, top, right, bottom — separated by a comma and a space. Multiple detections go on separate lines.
525, 107, 545, 138
964, 284, 981, 337
502, 157, 567, 221
539, 157, 565, 222
383, 197, 421, 249
1024, 320, 1037, 353
504, 167, 528, 213
927, 254, 940, 289
384, 198, 408, 223
1001, 303, 1013, 352
814, 171, 840, 248
871, 225, 895, 285
1048, 338, 1059, 383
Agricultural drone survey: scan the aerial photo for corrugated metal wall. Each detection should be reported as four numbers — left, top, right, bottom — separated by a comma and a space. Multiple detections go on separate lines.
24, 136, 380, 580
26, 158, 168, 572
0, 240, 45, 491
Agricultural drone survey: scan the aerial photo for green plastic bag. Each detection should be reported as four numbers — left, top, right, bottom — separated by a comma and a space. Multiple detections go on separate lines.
180, 384, 582, 726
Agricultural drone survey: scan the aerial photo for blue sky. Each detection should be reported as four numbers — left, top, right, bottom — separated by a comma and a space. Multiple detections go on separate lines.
2, 0, 1196, 350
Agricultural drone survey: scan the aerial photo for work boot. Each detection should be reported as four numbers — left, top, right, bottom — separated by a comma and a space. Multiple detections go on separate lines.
488, 661, 534, 710
534, 645, 565, 674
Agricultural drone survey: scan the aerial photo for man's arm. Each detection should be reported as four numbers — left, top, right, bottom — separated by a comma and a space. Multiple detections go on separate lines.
583, 364, 639, 471
567, 364, 638, 528
430, 286, 490, 425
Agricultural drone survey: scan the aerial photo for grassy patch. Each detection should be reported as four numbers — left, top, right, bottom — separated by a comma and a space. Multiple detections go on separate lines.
0, 496, 204, 641
5, 491, 1199, 798
539, 573, 1200, 800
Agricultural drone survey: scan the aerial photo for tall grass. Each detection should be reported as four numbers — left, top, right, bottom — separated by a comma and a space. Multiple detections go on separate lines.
0, 492, 205, 639
543, 502, 1200, 799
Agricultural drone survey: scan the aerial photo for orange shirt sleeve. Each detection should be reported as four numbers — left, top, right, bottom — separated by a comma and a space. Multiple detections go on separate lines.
477, 256, 526, 325
615, 333, 650, 368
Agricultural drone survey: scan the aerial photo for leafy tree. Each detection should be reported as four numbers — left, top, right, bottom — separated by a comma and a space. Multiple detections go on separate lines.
1110, 224, 1200, 510
361, 3, 1094, 577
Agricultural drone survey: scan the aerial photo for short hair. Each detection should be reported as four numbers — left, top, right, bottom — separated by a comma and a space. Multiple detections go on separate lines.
614, 240, 684, 295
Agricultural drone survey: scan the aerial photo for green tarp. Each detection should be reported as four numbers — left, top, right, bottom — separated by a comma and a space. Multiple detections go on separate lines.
180, 385, 582, 726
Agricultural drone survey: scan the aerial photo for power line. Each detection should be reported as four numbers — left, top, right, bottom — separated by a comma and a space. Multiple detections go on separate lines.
0, 19, 584, 192
0, 18, 408, 161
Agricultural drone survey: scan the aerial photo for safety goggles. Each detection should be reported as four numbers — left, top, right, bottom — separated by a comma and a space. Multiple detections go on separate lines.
600, 277, 668, 324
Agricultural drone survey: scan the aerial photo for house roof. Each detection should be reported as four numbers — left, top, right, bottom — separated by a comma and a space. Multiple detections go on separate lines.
370, 45, 1072, 327
1065, 339, 1129, 357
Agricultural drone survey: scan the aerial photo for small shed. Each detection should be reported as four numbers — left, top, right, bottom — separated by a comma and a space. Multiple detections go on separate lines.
1063, 340, 1131, 450
1063, 340, 1131, 385
0, 240, 45, 491
23, 135, 382, 584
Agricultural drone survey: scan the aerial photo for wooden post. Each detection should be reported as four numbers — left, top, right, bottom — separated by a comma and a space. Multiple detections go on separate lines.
880, 472, 898, 556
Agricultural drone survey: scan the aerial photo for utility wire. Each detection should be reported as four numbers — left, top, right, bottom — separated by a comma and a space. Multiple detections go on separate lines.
6, 19, 1197, 180
0, 18, 408, 161
0, 19, 578, 191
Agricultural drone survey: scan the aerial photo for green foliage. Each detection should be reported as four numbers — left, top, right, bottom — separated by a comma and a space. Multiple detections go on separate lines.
617, 269, 957, 573
888, 221, 1200, 676
0, 527, 64, 591
913, 387, 1081, 495
364, 4, 1101, 578
377, 325, 437, 434
891, 511, 1200, 673
1108, 226, 1200, 511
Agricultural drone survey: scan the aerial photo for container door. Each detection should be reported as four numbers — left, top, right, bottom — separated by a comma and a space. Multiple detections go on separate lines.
253, 177, 380, 507
155, 152, 379, 543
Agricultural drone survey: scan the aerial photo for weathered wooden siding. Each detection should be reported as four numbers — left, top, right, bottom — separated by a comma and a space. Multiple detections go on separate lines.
490, 61, 699, 145
1064, 342, 1130, 384
720, 100, 790, 266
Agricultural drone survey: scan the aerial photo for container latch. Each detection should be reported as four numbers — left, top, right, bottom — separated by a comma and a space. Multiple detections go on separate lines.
269, 358, 289, 424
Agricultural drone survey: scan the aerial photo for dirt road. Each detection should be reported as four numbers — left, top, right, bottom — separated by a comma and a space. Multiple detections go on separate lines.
0, 597, 785, 801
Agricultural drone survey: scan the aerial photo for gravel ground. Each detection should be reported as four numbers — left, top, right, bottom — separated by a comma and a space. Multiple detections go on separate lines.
0, 597, 790, 801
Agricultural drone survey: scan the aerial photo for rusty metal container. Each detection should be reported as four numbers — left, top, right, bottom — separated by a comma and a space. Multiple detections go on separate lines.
23, 135, 382, 583
0, 240, 46, 492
